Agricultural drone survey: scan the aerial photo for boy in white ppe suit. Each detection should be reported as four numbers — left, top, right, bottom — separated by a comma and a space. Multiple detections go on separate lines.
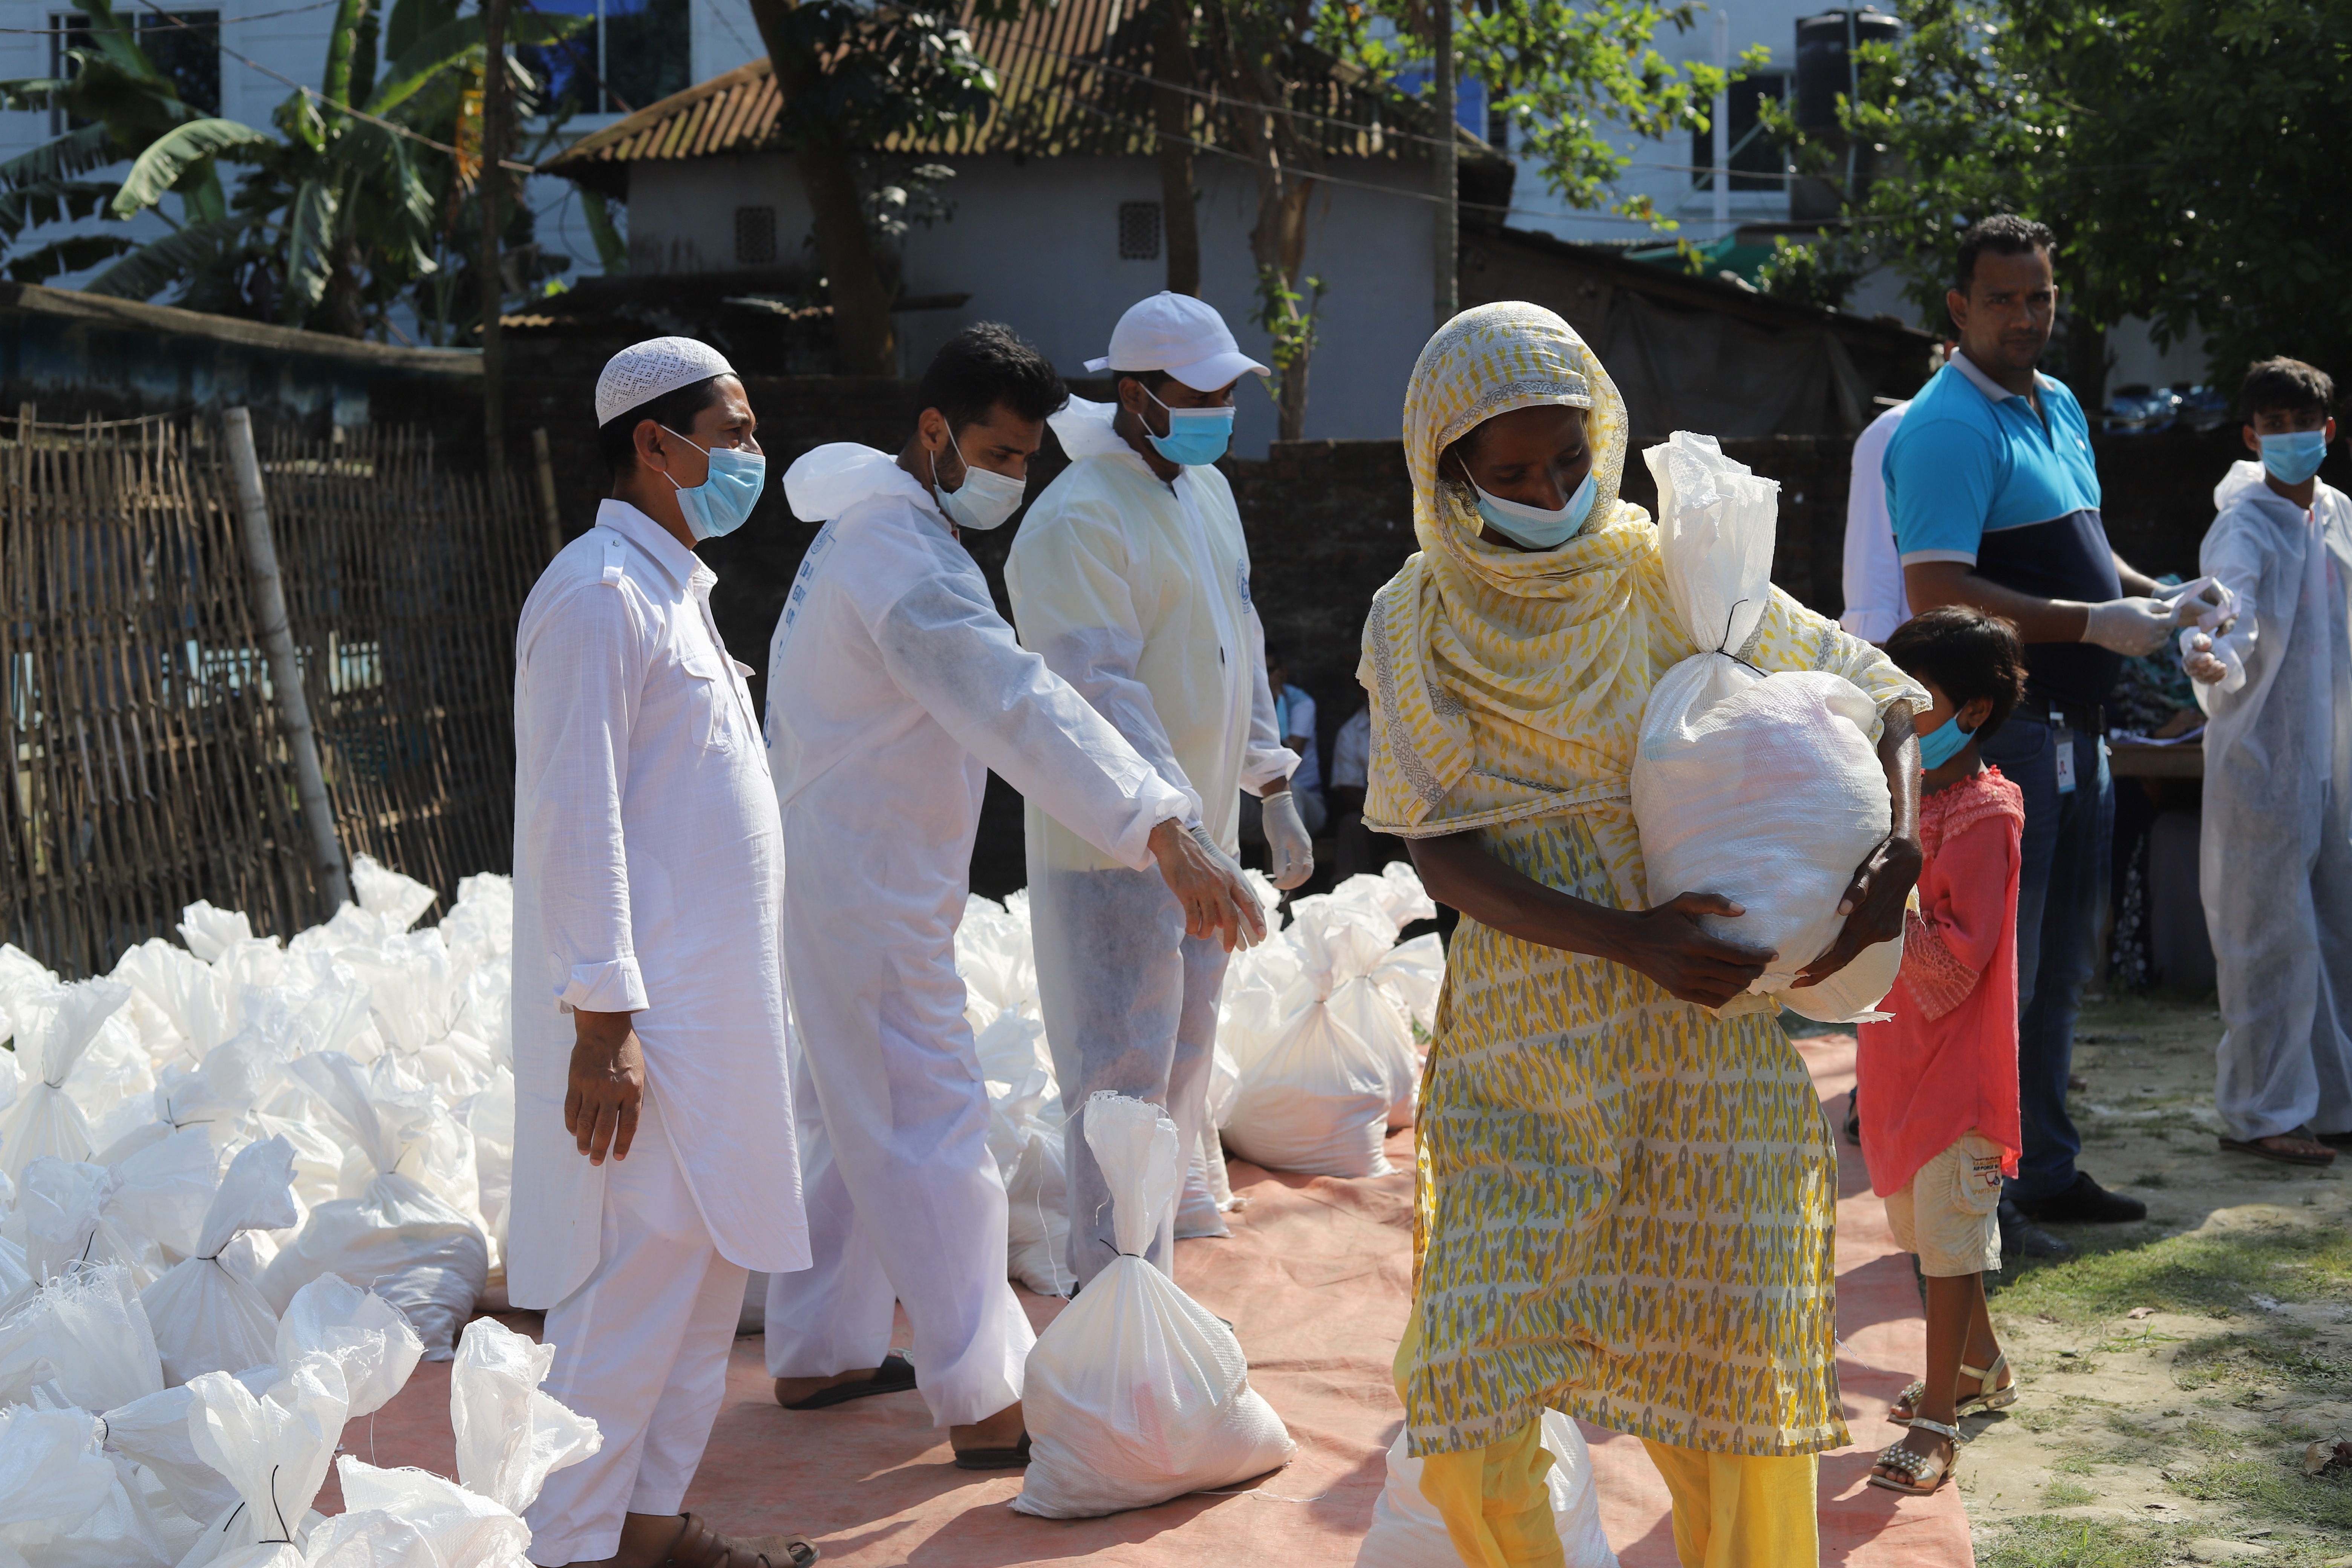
762, 323, 1265, 1465
1008, 292, 1311, 1291
511, 337, 816, 1568
2183, 357, 2352, 1168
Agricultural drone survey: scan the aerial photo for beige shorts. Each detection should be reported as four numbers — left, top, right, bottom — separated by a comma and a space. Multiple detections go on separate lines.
1885, 1132, 2006, 1277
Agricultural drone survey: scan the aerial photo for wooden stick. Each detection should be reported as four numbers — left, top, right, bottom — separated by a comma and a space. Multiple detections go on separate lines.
533, 426, 563, 559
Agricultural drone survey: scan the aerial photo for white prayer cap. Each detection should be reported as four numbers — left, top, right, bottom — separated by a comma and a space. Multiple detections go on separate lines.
595, 336, 735, 427
1083, 292, 1269, 391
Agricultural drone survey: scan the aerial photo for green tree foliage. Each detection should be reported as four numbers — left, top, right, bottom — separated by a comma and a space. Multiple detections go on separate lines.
0, 0, 587, 340
1829, 0, 2352, 389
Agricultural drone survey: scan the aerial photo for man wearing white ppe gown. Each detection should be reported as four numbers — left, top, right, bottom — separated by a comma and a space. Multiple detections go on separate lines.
511, 337, 816, 1568
2183, 357, 2352, 1168
1008, 292, 1310, 1291
762, 323, 1265, 1463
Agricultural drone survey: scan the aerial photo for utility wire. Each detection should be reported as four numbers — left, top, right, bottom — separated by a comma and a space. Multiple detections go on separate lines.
1, 0, 338, 34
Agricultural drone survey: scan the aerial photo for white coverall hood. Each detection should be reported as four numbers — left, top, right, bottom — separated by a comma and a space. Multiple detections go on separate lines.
784, 442, 931, 524
1046, 398, 1132, 462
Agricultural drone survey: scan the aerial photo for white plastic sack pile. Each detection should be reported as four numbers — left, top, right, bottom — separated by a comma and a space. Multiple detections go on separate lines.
1355, 1410, 1617, 1568
1014, 1092, 1295, 1518
1630, 431, 1903, 1024
141, 1137, 299, 1386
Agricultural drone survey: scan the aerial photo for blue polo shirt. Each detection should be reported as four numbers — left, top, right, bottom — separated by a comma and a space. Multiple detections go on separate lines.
1883, 351, 2119, 709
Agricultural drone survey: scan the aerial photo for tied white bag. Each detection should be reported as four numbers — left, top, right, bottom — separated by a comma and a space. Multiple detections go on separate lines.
179, 1351, 350, 1568
0, 1262, 164, 1411
0, 978, 132, 1179
141, 1137, 298, 1386
1014, 1092, 1295, 1519
1221, 899, 1398, 1178
1354, 1411, 1617, 1568
1631, 432, 1904, 1024
259, 1052, 488, 1358
0, 1402, 174, 1568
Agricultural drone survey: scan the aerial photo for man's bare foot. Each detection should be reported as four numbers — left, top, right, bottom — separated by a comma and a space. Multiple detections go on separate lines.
774, 1368, 879, 1407
950, 1400, 1025, 1455
559, 1511, 818, 1568
557, 1511, 689, 1568
2253, 1132, 2335, 1162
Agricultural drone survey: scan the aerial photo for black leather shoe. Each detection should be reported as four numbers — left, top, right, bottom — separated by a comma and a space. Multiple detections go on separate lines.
1998, 1198, 2071, 1259
2017, 1172, 2147, 1225
1844, 1086, 1862, 1147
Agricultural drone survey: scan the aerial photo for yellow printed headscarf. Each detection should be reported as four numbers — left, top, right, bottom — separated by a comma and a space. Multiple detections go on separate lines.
1358, 302, 1689, 837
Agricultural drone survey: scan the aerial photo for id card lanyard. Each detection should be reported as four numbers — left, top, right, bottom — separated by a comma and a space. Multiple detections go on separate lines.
2052, 707, 2077, 795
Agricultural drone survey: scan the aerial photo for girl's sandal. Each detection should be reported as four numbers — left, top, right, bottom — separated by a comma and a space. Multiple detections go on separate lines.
1888, 1378, 1928, 1426
1867, 1416, 1963, 1496
1890, 1354, 2016, 1425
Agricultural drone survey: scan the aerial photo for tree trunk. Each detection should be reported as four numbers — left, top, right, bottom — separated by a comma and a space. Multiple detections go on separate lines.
750, 0, 897, 376
480, 0, 506, 482
1155, 0, 1200, 296
1250, 172, 1318, 441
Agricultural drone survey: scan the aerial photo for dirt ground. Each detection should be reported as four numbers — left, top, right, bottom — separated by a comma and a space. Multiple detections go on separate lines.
1893, 992, 2352, 1567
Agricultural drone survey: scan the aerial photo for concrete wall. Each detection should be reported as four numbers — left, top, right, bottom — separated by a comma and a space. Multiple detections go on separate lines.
620, 150, 1440, 458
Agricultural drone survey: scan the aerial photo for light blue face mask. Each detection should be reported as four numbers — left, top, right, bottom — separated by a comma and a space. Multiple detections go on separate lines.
1469, 470, 1597, 551
661, 426, 767, 540
2260, 429, 2330, 487
1917, 709, 1977, 769
1143, 386, 1236, 466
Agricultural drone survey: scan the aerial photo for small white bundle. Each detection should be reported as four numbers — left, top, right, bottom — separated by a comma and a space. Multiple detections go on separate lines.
141, 1137, 298, 1386
1221, 898, 1401, 1178
178, 1351, 350, 1568
1630, 432, 1904, 1024
1014, 1092, 1294, 1519
0, 1262, 164, 1412
0, 978, 131, 1180
1355, 1411, 1617, 1568
0, 1401, 175, 1568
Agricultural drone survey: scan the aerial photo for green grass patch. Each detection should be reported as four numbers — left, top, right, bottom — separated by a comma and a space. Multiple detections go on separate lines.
2053, 1451, 2100, 1475
2168, 1455, 2352, 1531
2042, 1476, 2099, 1507
2172, 1332, 2352, 1392
1976, 1515, 2169, 1568
1988, 1222, 2352, 1324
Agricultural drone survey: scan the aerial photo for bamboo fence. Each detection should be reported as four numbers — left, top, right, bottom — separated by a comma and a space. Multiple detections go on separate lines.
1, 411, 541, 977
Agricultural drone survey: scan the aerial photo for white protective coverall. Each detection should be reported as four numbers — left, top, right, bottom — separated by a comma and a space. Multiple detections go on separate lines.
1007, 400, 1295, 1288
762, 444, 1201, 1421
2195, 460, 2352, 1141
508, 500, 809, 1565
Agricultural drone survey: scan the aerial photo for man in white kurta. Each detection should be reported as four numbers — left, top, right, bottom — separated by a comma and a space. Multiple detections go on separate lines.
2184, 358, 2352, 1165
510, 338, 812, 1568
761, 324, 1260, 1461
1008, 294, 1308, 1290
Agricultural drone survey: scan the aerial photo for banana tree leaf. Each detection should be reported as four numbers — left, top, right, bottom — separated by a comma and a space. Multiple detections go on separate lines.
4, 230, 136, 283
366, 11, 583, 117
80, 215, 245, 297
282, 176, 338, 315
109, 117, 271, 216
66, 0, 167, 86
0, 176, 116, 240
0, 123, 118, 191
384, 0, 460, 66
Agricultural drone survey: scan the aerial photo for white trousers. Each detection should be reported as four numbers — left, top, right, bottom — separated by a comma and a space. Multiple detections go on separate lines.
1031, 866, 1229, 1289
525, 1097, 747, 1566
764, 949, 1032, 1427
2214, 802, 2352, 1140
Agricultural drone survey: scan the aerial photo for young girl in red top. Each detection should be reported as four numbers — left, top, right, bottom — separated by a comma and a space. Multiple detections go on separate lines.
1862, 605, 2029, 1497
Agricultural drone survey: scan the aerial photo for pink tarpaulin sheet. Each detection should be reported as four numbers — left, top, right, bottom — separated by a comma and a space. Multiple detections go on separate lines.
332, 1032, 1970, 1566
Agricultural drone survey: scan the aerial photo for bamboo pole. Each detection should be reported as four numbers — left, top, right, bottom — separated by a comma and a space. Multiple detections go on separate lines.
222, 408, 351, 917
532, 426, 563, 558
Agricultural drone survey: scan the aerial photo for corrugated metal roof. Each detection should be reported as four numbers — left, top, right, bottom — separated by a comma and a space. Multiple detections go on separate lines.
544, 0, 1482, 195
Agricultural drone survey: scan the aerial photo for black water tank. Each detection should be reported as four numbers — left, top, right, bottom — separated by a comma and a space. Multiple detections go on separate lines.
1794, 9, 1900, 130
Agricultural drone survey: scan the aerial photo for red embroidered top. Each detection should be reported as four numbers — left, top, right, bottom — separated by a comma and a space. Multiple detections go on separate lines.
1855, 764, 2026, 1197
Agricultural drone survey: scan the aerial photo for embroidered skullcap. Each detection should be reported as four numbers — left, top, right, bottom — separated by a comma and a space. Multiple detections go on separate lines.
595, 336, 735, 427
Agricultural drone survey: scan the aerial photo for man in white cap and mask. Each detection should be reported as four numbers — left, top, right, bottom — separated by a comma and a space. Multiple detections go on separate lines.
509, 336, 816, 1568
759, 321, 1263, 1464
1008, 292, 1311, 1291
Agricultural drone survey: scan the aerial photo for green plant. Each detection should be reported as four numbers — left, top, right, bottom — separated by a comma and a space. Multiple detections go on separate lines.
1989, 1222, 2352, 1325
1752, 232, 1867, 311
1977, 1515, 2169, 1568
2043, 1476, 2098, 1506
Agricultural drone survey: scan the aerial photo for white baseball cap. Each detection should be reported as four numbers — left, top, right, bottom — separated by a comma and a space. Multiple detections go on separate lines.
1084, 292, 1269, 391
596, 336, 736, 427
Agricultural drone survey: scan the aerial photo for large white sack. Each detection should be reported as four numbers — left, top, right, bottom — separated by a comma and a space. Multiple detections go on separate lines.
100, 1366, 279, 1527
301, 1458, 530, 1568
1369, 933, 1445, 1034
1355, 1410, 1617, 1568
178, 1351, 349, 1568
259, 1054, 486, 1358
1014, 1092, 1294, 1519
0, 1262, 164, 1411
1630, 432, 1903, 1024
141, 1137, 297, 1386
273, 1272, 426, 1419
7, 1156, 165, 1287
0, 1402, 174, 1568
450, 1315, 602, 1513
0, 978, 130, 1179
350, 853, 439, 933
1222, 902, 1399, 1177
1327, 978, 1420, 1132
1004, 1119, 1073, 1298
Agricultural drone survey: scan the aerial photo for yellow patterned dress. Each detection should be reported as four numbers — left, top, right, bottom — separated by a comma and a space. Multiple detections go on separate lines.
1360, 304, 1926, 1463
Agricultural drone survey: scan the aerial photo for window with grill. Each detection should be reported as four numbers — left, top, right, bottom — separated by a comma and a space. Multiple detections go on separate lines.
1118, 201, 1161, 262
517, 0, 689, 117
735, 205, 778, 266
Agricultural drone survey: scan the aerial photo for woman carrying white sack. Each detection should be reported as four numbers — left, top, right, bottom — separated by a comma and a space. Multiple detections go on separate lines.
508, 337, 817, 1568
1008, 292, 1310, 1292
2182, 357, 2352, 1168
1361, 303, 1923, 1566
763, 324, 1264, 1467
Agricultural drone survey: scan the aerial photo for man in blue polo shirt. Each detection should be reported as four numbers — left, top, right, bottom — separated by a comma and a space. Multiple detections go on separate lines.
1889, 214, 2203, 1235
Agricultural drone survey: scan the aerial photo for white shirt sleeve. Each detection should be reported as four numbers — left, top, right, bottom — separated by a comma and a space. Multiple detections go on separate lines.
1841, 407, 1911, 642
1331, 709, 1370, 789
2193, 509, 2268, 711
876, 566, 1198, 868
516, 579, 651, 1014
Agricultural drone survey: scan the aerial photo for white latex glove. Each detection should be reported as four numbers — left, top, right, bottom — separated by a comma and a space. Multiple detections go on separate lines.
1261, 789, 1315, 891
2081, 597, 2177, 657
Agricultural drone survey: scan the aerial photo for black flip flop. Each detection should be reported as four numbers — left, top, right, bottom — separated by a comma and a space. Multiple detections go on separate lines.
952, 1432, 1032, 1470
2218, 1131, 2336, 1167
778, 1352, 917, 1410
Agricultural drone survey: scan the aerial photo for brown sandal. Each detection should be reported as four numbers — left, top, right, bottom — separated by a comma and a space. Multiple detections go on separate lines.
657, 1512, 820, 1568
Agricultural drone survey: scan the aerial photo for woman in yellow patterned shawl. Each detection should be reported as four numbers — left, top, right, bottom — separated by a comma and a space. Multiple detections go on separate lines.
1364, 303, 1926, 1566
